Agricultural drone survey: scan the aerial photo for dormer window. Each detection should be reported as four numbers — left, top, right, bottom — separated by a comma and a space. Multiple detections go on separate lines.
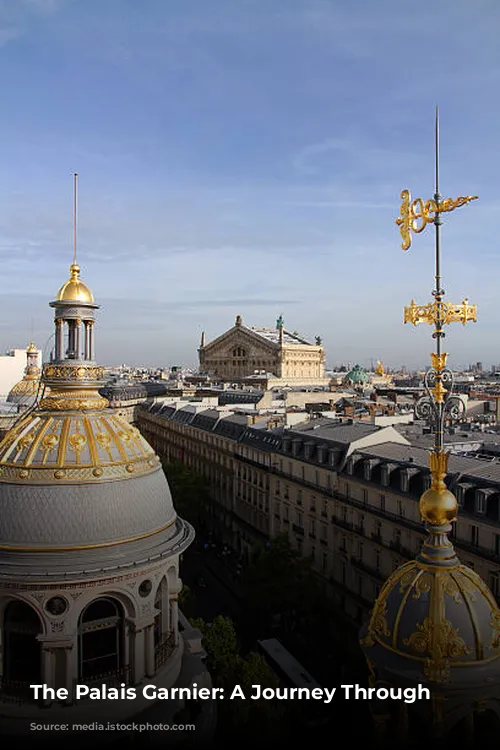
381, 465, 389, 487
475, 489, 488, 515
347, 457, 354, 475
317, 446, 325, 463
400, 470, 409, 493
363, 460, 372, 481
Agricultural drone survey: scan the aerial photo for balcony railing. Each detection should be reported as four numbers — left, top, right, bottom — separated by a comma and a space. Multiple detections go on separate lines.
350, 556, 385, 583
0, 676, 35, 703
76, 665, 132, 696
155, 633, 176, 671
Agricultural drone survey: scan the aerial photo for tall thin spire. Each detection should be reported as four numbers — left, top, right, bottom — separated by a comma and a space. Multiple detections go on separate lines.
435, 106, 440, 197
73, 172, 78, 266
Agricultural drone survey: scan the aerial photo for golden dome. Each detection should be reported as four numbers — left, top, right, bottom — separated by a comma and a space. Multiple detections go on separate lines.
7, 363, 42, 404
361, 559, 500, 682
7, 378, 39, 399
0, 410, 160, 484
56, 264, 94, 304
27, 342, 38, 354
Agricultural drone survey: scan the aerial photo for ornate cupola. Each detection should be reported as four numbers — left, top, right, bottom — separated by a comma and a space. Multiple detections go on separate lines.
7, 342, 42, 408
41, 174, 106, 413
360, 111, 500, 743
42, 261, 107, 412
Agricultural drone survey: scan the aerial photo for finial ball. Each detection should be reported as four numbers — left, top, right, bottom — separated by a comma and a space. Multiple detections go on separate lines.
419, 487, 458, 525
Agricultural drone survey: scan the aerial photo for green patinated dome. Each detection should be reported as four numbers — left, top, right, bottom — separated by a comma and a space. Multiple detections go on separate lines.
343, 364, 370, 386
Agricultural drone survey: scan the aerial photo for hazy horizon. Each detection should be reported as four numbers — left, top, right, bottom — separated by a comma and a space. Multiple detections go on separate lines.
1, 1, 499, 369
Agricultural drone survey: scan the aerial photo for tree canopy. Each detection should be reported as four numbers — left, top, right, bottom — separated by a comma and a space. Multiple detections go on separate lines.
190, 615, 290, 739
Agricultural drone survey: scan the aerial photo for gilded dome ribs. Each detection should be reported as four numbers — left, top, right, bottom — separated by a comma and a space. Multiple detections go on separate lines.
25, 418, 53, 466
57, 418, 71, 468
83, 416, 99, 465
453, 572, 482, 660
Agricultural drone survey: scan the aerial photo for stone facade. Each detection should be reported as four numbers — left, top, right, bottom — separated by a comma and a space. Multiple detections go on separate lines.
199, 315, 328, 386
138, 405, 500, 629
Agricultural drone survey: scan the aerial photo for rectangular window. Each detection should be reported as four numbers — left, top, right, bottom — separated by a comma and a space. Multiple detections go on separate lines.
375, 550, 381, 572
362, 489, 368, 506
495, 534, 500, 558
297, 490, 303, 506
380, 494, 386, 511
470, 525, 479, 547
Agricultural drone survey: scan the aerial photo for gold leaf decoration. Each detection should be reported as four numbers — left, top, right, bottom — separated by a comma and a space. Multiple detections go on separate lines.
412, 574, 432, 599
69, 433, 87, 454
489, 610, 500, 650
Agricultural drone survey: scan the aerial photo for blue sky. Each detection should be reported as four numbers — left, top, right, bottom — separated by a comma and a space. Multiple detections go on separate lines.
0, 0, 499, 369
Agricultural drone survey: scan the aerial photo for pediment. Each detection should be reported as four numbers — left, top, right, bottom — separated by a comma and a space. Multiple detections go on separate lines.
203, 326, 277, 356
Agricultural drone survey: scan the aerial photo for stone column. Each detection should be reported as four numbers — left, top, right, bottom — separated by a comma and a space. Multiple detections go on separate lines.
75, 319, 82, 360
169, 596, 179, 644
131, 626, 146, 684
145, 624, 155, 677
37, 635, 75, 703
55, 319, 64, 360
41, 647, 54, 704
88, 322, 95, 361
84, 322, 90, 360
126, 617, 155, 683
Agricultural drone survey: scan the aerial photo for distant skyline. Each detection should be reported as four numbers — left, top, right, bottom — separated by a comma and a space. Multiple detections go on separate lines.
1, 0, 499, 368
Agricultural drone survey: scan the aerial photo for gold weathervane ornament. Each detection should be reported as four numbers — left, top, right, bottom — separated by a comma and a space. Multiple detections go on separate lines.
397, 109, 478, 522
396, 190, 478, 252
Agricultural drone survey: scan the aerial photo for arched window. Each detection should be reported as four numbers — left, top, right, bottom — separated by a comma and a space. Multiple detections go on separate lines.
2, 600, 42, 683
78, 598, 123, 680
154, 578, 169, 647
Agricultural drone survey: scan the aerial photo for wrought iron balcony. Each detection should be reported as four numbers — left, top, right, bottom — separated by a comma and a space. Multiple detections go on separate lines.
155, 633, 176, 671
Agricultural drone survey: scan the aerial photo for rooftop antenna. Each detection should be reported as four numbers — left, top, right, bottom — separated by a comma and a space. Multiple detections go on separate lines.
73, 172, 78, 266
